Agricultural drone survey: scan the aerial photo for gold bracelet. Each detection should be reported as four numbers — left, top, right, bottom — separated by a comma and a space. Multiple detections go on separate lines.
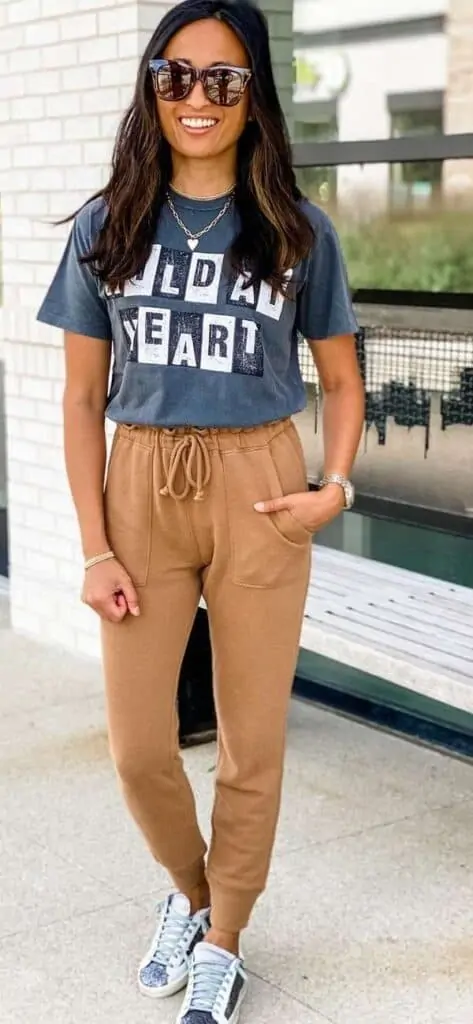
84, 550, 115, 571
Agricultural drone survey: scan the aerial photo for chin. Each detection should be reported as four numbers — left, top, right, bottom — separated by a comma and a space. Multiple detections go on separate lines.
174, 140, 225, 160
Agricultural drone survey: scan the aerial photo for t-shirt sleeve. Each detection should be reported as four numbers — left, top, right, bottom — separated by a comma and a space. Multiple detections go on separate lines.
296, 209, 358, 341
36, 203, 112, 341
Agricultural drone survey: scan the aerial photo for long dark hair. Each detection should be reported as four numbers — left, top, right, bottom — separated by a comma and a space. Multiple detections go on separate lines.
71, 0, 314, 294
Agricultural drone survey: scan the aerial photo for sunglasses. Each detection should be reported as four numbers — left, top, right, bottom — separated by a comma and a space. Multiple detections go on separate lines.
148, 58, 252, 107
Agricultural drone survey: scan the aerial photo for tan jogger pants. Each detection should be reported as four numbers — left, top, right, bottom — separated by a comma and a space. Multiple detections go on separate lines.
101, 417, 312, 932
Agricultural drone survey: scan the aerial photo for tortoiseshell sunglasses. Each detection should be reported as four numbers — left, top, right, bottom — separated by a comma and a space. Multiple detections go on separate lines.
149, 58, 252, 107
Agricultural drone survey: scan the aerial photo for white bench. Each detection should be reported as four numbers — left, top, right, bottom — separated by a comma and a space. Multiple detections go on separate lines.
301, 546, 473, 715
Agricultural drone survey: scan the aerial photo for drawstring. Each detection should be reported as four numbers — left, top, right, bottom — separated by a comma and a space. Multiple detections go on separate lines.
159, 432, 212, 501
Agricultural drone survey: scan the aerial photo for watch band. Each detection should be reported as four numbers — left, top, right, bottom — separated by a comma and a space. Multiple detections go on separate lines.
319, 474, 354, 509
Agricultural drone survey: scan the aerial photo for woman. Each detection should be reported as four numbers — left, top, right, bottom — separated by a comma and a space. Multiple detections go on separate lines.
38, 1, 364, 1020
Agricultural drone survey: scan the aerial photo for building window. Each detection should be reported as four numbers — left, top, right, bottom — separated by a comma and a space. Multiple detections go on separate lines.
294, 118, 338, 207
390, 107, 443, 210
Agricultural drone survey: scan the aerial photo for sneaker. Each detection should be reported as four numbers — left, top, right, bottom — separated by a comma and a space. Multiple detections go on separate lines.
138, 893, 210, 999
177, 941, 248, 1024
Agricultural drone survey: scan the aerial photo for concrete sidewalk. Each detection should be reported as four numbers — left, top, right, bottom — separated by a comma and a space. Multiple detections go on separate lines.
1, 595, 473, 1024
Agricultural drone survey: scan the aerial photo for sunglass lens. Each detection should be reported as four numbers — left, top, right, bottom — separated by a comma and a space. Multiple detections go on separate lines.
156, 61, 193, 101
206, 67, 244, 106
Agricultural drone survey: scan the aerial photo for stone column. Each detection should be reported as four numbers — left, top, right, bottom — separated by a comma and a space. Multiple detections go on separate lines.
444, 0, 473, 199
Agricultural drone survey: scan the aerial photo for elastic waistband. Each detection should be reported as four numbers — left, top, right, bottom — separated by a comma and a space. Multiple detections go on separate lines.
116, 418, 292, 453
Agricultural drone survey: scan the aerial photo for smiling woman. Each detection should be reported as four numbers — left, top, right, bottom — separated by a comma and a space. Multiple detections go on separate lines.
36, 1, 364, 1021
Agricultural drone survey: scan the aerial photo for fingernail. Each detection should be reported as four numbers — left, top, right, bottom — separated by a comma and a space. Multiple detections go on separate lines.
131, 608, 140, 616
254, 503, 265, 512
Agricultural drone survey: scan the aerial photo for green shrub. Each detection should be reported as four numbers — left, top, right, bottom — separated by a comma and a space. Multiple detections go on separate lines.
335, 211, 473, 293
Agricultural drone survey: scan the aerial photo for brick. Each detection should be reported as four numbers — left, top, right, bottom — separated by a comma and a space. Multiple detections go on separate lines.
2, 121, 28, 145
65, 165, 103, 191
60, 12, 97, 41
47, 142, 83, 166
30, 167, 65, 190
8, 0, 41, 25
99, 5, 136, 35
78, 35, 118, 65
99, 57, 137, 88
64, 113, 100, 139
8, 482, 39, 507
0, 149, 12, 170
25, 550, 57, 579
29, 118, 62, 143
19, 285, 51, 310
11, 95, 45, 120
37, 533, 74, 561
0, 26, 24, 52
25, 19, 59, 46
119, 32, 138, 59
4, 262, 36, 285
48, 190, 88, 216
21, 377, 53, 401
0, 74, 26, 99
46, 92, 81, 118
40, 488, 73, 515
24, 463, 64, 491
5, 396, 36, 421
2, 240, 18, 261
83, 140, 113, 165
37, 399, 63, 425
41, 0, 75, 15
25, 70, 61, 96
101, 112, 121, 137
62, 65, 100, 93
9, 437, 39, 464
82, 86, 121, 114
13, 144, 46, 168
12, 48, 43, 73
42, 42, 78, 71
24, 506, 56, 532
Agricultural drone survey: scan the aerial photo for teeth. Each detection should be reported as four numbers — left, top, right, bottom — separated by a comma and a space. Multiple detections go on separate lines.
180, 117, 217, 128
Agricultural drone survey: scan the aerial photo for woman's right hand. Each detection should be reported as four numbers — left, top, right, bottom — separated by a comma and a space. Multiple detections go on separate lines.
81, 557, 141, 623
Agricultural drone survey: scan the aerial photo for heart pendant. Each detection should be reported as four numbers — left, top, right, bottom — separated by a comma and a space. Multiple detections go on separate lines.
187, 237, 199, 251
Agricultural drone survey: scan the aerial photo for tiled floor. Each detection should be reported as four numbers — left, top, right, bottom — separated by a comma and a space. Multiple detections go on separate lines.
1, 598, 473, 1024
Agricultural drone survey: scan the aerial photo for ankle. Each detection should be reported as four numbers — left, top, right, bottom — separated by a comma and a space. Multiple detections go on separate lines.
205, 927, 240, 957
187, 880, 211, 915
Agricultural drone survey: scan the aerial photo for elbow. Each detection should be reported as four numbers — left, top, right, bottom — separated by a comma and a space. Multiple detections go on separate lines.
324, 371, 364, 399
63, 387, 106, 419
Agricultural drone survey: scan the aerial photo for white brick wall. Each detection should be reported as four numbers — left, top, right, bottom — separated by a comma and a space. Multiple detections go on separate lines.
0, 0, 174, 657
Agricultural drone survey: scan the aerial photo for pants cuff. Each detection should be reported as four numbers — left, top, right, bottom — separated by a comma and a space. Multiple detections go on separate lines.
209, 883, 261, 932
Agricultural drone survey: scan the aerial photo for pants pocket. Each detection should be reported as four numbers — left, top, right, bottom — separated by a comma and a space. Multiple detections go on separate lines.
224, 424, 312, 589
104, 435, 153, 588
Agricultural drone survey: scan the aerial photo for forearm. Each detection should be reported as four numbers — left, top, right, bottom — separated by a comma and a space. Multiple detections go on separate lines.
322, 379, 365, 477
63, 394, 109, 560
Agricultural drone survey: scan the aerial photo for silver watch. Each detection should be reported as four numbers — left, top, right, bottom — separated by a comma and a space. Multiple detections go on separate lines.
319, 473, 355, 510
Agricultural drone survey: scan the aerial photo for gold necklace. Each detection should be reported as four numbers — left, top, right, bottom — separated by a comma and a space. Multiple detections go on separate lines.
169, 183, 236, 202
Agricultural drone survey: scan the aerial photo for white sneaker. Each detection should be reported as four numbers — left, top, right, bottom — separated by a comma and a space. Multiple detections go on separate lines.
138, 893, 210, 999
177, 941, 248, 1024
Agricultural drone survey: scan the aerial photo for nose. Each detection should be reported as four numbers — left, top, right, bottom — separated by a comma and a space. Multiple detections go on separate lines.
186, 78, 210, 109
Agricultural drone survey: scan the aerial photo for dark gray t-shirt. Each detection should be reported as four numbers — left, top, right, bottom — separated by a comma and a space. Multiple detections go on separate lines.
37, 192, 357, 428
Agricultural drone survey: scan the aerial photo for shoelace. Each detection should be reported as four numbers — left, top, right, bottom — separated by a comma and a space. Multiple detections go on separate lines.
160, 432, 212, 502
189, 959, 229, 1012
150, 902, 190, 965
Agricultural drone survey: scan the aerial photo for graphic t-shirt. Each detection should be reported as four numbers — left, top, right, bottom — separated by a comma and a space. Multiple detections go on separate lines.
37, 192, 357, 428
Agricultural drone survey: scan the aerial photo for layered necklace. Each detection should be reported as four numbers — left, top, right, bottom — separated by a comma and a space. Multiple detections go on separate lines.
166, 185, 236, 251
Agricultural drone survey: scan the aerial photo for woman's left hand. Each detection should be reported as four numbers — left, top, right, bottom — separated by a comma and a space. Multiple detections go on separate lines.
254, 483, 345, 534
